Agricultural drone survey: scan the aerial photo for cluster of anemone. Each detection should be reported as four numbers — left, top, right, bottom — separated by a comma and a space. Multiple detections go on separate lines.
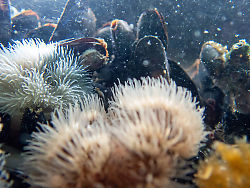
0, 39, 92, 122
23, 76, 206, 188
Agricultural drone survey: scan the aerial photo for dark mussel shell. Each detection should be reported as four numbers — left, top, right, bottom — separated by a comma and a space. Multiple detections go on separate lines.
25, 23, 57, 43
199, 41, 227, 79
59, 37, 108, 57
78, 49, 107, 71
95, 22, 113, 56
110, 19, 136, 61
225, 40, 250, 114
59, 37, 108, 70
186, 61, 225, 128
132, 35, 169, 80
49, 0, 96, 42
221, 40, 250, 142
137, 8, 168, 49
11, 10, 40, 40
168, 59, 200, 102
225, 40, 249, 89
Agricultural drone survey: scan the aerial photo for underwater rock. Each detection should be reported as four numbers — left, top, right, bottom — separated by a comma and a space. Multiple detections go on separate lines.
136, 8, 168, 49
132, 35, 169, 79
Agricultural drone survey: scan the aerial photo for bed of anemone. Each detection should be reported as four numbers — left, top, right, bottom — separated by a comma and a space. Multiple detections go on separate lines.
23, 76, 206, 188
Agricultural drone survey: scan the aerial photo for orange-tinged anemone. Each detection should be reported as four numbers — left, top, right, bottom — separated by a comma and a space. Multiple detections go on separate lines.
23, 95, 110, 188
109, 76, 206, 159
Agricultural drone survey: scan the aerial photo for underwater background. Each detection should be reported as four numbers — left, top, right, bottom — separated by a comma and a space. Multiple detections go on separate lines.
0, 0, 249, 187
11, 0, 249, 67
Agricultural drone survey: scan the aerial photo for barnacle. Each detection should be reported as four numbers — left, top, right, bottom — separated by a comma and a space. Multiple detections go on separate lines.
200, 41, 228, 64
0, 39, 93, 119
195, 138, 250, 188
109, 76, 206, 158
199, 41, 228, 79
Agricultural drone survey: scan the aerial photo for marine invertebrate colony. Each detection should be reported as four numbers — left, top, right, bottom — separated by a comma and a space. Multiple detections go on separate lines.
23, 76, 206, 188
0, 39, 92, 120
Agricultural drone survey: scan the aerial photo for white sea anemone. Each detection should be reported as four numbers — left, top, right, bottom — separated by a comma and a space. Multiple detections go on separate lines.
0, 38, 55, 71
23, 94, 111, 188
23, 76, 204, 187
0, 39, 92, 119
23, 93, 180, 188
52, 94, 107, 127
106, 110, 181, 187
109, 76, 206, 158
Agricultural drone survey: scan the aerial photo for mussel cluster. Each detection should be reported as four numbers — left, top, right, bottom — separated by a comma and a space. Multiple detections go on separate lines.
190, 39, 250, 142
49, 5, 199, 106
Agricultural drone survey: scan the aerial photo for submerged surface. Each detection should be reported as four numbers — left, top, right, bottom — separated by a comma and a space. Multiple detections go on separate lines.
0, 0, 249, 187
